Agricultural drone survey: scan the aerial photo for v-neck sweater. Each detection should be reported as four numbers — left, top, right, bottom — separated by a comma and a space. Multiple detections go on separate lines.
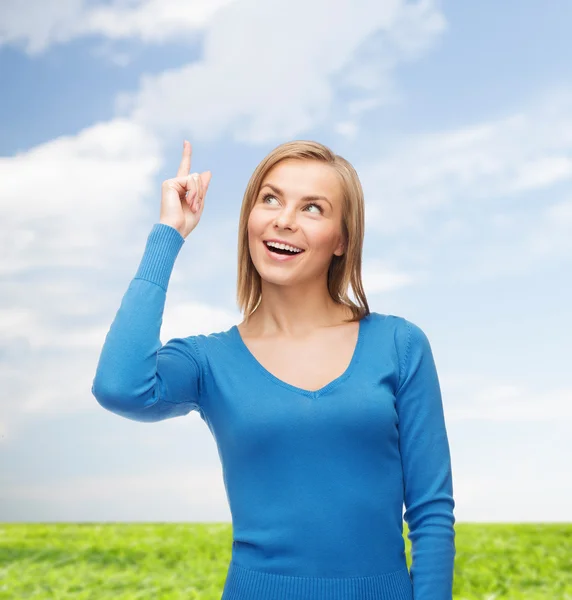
230, 318, 366, 399
91, 223, 456, 600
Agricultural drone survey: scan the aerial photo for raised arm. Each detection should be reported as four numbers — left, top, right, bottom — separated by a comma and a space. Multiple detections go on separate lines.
395, 318, 456, 599
91, 223, 203, 421
91, 141, 212, 422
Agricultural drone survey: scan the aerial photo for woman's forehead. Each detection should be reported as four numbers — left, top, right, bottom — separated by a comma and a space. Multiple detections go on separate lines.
263, 160, 341, 196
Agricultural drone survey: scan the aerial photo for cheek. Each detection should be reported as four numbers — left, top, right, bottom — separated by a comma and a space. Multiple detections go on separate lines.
246, 213, 267, 253
247, 208, 265, 234
309, 227, 339, 250
246, 216, 258, 243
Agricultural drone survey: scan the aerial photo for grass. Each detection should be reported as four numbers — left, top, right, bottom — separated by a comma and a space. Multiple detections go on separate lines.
0, 522, 570, 599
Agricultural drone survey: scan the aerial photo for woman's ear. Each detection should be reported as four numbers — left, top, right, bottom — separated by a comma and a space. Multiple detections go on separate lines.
333, 241, 345, 257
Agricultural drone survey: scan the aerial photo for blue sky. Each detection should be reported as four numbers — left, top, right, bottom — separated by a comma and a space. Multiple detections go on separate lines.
1, 0, 571, 523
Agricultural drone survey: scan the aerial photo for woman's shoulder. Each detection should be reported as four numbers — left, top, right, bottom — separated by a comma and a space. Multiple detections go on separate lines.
366, 312, 433, 359
369, 311, 428, 334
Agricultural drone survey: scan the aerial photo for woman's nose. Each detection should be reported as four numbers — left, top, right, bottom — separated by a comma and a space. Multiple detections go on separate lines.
273, 208, 297, 228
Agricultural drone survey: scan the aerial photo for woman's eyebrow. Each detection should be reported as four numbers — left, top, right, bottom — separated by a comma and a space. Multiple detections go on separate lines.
260, 183, 332, 207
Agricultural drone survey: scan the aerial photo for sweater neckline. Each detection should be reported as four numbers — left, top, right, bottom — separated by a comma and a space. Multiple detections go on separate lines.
230, 314, 368, 399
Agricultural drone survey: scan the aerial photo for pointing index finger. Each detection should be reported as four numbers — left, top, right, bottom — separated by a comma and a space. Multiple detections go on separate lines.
176, 140, 192, 178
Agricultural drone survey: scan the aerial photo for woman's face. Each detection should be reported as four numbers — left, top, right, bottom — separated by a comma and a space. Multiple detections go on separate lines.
247, 159, 346, 284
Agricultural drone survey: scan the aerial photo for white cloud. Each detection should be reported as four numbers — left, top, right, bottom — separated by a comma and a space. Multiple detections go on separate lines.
360, 91, 572, 235
0, 0, 235, 54
0, 118, 163, 274
527, 197, 572, 259
441, 374, 572, 422
362, 260, 419, 293
0, 0, 448, 146
0, 0, 84, 55
115, 0, 446, 142
350, 88, 572, 282
333, 121, 360, 140
508, 156, 572, 193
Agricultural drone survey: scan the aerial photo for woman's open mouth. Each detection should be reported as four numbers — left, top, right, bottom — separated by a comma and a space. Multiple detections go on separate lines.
263, 241, 305, 262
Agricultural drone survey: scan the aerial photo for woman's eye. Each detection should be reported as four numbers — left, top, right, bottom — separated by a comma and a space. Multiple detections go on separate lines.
261, 194, 322, 214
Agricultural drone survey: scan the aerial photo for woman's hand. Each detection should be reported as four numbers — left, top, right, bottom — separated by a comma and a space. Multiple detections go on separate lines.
159, 140, 212, 239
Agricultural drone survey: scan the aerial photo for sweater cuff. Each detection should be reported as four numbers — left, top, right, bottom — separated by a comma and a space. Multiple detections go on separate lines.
134, 223, 185, 291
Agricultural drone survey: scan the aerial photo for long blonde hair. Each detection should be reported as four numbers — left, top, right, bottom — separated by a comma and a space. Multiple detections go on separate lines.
236, 140, 370, 325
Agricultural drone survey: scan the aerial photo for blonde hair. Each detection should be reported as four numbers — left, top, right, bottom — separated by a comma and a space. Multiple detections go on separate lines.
236, 140, 370, 325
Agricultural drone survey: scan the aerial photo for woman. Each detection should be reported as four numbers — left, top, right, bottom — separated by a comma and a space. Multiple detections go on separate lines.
92, 139, 456, 600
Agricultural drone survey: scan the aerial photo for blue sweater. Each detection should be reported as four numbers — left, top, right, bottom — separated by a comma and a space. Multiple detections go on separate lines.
91, 223, 456, 600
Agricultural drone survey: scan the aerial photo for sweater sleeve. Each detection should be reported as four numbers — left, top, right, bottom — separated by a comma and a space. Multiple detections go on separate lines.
395, 318, 456, 599
91, 223, 204, 423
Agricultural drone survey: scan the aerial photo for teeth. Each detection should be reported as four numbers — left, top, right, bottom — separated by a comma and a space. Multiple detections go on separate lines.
266, 241, 303, 253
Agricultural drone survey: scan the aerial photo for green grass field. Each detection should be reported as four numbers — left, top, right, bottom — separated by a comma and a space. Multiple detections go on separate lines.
1, 523, 570, 599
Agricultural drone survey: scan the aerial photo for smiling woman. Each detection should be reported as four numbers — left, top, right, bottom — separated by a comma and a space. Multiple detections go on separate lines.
91, 138, 456, 600
237, 140, 370, 330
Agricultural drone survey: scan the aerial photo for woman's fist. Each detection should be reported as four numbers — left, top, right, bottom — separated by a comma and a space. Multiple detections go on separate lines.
159, 140, 212, 239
